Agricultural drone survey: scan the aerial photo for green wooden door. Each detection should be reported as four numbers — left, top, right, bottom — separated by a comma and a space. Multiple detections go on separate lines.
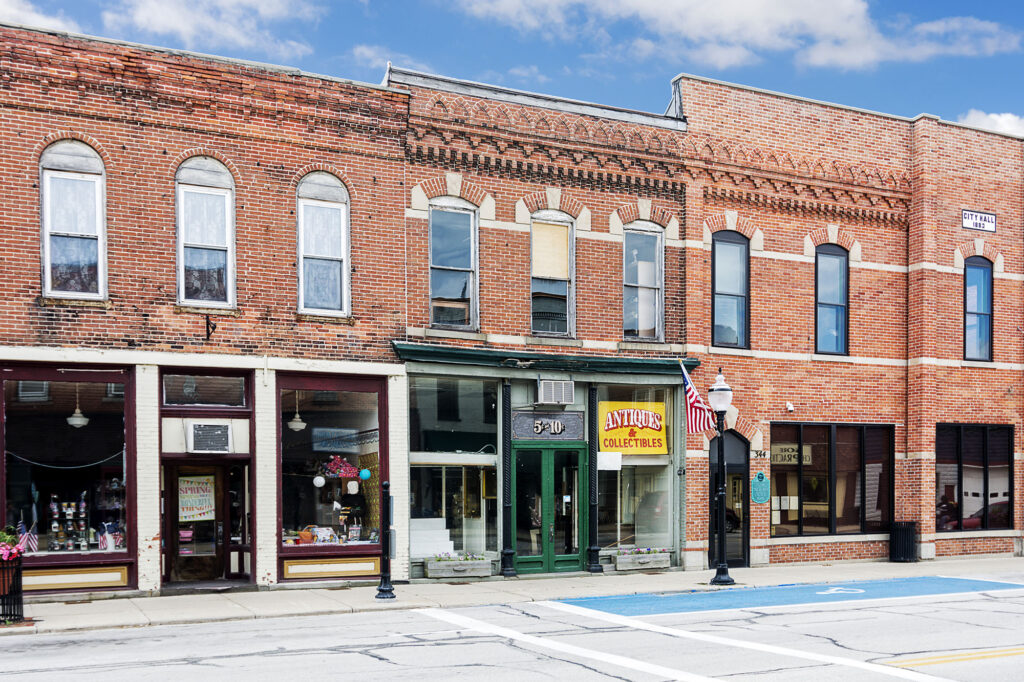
512, 443, 587, 574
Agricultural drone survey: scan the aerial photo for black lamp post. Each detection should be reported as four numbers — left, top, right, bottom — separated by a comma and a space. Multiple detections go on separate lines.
707, 368, 735, 586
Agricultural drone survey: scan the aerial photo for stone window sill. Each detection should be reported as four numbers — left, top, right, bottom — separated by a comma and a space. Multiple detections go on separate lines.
38, 296, 111, 309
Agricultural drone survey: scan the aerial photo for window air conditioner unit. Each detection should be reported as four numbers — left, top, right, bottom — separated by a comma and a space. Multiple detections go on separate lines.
186, 420, 233, 453
537, 379, 574, 406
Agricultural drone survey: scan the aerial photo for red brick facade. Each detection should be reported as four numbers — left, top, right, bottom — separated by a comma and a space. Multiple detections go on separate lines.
3, 24, 1023, 571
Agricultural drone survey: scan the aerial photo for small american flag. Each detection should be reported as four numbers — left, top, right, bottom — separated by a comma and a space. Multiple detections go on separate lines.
680, 361, 717, 434
17, 520, 37, 553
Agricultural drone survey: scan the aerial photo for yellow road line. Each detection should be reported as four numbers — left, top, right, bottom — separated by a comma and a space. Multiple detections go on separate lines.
891, 646, 1024, 667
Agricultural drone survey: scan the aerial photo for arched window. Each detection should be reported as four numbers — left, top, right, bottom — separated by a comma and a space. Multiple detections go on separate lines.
429, 196, 477, 329
297, 172, 350, 315
816, 244, 848, 354
531, 210, 573, 336
176, 157, 234, 306
623, 221, 663, 340
40, 140, 106, 298
965, 256, 992, 361
712, 231, 749, 348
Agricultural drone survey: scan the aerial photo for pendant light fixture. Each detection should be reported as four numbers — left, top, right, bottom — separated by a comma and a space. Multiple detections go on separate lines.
287, 390, 307, 431
66, 383, 89, 428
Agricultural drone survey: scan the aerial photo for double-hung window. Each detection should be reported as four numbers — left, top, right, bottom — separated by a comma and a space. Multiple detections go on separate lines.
964, 256, 992, 361
712, 231, 749, 348
816, 245, 848, 354
429, 202, 477, 328
176, 157, 234, 307
623, 223, 663, 339
531, 216, 573, 336
40, 141, 106, 298
297, 172, 350, 315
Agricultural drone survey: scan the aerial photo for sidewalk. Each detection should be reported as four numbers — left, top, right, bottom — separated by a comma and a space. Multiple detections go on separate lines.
6, 556, 1023, 636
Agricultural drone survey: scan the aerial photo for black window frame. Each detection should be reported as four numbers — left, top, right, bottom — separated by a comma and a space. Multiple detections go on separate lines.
815, 244, 849, 355
711, 230, 750, 349
964, 255, 993, 362
935, 423, 1014, 532
770, 422, 895, 537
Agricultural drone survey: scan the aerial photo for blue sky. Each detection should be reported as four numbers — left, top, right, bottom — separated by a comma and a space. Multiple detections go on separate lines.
4, 0, 1024, 134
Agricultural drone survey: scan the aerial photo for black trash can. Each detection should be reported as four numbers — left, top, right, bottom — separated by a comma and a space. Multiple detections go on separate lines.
889, 521, 917, 562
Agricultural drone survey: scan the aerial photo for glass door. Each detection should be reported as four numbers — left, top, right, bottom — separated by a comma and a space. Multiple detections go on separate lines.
513, 444, 586, 574
709, 432, 749, 567
168, 465, 227, 582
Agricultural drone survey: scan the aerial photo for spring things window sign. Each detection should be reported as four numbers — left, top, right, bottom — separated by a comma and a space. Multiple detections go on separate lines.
179, 476, 216, 522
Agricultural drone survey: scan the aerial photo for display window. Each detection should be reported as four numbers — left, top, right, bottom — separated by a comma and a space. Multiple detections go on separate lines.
410, 465, 498, 557
597, 465, 672, 549
2, 371, 131, 558
410, 377, 498, 453
279, 377, 386, 552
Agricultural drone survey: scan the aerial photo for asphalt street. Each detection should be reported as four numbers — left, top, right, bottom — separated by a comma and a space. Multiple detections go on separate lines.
7, 572, 1024, 681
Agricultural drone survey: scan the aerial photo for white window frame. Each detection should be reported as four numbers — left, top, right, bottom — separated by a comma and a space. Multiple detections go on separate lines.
297, 196, 350, 316
428, 197, 479, 330
622, 221, 665, 341
41, 169, 106, 300
176, 183, 235, 308
530, 210, 575, 338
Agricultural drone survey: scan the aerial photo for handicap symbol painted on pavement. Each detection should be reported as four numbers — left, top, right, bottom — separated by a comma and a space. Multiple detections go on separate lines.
816, 587, 866, 595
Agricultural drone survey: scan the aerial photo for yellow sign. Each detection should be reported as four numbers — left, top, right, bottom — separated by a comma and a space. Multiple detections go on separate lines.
598, 401, 668, 455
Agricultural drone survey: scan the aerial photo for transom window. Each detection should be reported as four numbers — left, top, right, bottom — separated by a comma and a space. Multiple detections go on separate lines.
623, 223, 663, 340
816, 244, 848, 354
40, 140, 106, 299
297, 172, 350, 315
712, 231, 749, 348
964, 256, 992, 361
531, 215, 573, 336
429, 202, 477, 328
176, 157, 235, 307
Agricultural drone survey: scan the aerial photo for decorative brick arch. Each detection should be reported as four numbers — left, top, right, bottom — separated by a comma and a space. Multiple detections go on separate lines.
170, 148, 242, 185
35, 131, 112, 168
290, 163, 355, 199
953, 238, 1004, 272
410, 172, 495, 220
702, 210, 763, 251
803, 223, 862, 262
614, 200, 674, 229
521, 189, 584, 218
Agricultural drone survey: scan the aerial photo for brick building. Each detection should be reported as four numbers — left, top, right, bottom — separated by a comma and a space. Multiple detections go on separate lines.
0, 22, 1021, 595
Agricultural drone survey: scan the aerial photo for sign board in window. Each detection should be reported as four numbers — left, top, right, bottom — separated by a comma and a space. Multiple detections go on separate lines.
178, 475, 215, 522
597, 401, 667, 455
511, 411, 585, 440
962, 209, 996, 233
770, 443, 812, 465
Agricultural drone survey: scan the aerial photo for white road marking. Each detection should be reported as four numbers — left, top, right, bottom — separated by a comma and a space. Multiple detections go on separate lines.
539, 601, 945, 681
418, 607, 716, 682
816, 587, 866, 594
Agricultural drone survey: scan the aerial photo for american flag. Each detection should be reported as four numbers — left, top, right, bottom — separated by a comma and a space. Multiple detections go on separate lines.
17, 520, 37, 553
680, 361, 717, 434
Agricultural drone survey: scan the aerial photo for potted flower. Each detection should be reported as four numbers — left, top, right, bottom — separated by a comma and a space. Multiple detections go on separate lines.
614, 547, 671, 571
0, 526, 24, 624
424, 552, 492, 578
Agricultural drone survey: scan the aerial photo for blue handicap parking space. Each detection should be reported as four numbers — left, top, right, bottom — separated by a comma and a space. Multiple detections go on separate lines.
560, 576, 1024, 617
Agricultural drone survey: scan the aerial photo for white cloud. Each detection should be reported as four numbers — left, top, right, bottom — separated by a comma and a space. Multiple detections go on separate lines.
351, 44, 431, 72
508, 64, 550, 83
0, 0, 80, 32
958, 109, 1024, 137
101, 0, 323, 61
453, 0, 1021, 70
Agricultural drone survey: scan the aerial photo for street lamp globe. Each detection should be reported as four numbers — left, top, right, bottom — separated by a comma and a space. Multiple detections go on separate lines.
707, 368, 732, 413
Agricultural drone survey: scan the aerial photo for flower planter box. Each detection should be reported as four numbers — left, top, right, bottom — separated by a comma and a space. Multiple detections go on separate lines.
424, 559, 492, 579
614, 553, 671, 571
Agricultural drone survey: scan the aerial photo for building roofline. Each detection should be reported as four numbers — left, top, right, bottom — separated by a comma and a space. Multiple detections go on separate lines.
387, 65, 687, 132
0, 21, 407, 95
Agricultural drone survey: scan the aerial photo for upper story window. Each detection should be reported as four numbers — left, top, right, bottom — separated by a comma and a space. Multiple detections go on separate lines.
40, 140, 106, 299
176, 157, 235, 307
429, 200, 477, 329
712, 231, 749, 348
297, 172, 350, 316
623, 222, 663, 340
816, 244, 849, 355
531, 214, 573, 336
965, 256, 992, 361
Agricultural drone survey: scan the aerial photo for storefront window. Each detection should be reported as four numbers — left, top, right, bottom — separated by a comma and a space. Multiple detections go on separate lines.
598, 466, 671, 549
164, 374, 245, 407
280, 386, 381, 547
410, 465, 497, 556
4, 380, 127, 555
410, 377, 498, 453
